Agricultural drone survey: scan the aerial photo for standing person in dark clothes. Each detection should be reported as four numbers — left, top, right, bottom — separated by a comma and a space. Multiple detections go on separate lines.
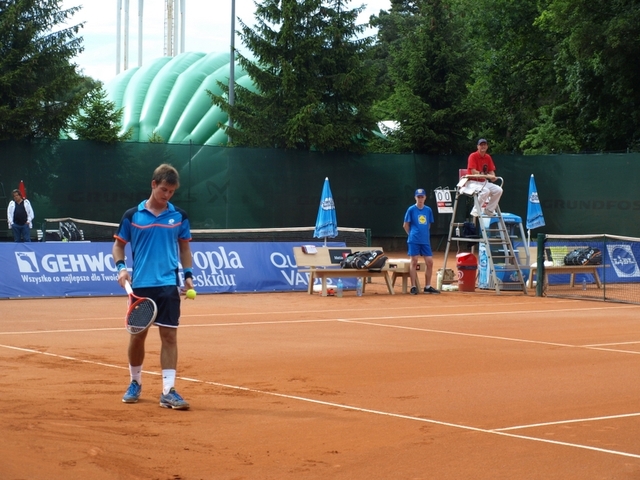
7, 189, 34, 242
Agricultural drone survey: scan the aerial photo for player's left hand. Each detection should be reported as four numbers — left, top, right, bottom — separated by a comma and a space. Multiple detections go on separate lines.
183, 278, 194, 292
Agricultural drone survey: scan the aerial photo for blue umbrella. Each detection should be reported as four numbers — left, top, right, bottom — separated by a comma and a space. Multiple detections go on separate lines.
313, 177, 338, 245
526, 174, 545, 245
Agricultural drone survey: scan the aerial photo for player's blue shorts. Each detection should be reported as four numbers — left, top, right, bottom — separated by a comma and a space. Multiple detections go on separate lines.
133, 285, 181, 328
408, 243, 433, 257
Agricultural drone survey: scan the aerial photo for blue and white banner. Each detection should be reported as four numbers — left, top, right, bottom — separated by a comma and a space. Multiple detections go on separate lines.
0, 241, 345, 299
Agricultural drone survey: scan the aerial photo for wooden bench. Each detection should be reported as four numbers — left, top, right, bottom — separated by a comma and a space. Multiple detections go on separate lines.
528, 264, 602, 289
527, 245, 602, 289
292, 246, 394, 296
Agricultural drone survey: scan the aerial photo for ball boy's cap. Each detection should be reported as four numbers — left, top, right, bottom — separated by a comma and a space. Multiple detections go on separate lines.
415, 188, 426, 197
477, 138, 488, 145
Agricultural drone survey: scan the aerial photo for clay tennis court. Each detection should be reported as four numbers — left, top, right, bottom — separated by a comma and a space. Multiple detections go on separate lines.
2, 254, 640, 479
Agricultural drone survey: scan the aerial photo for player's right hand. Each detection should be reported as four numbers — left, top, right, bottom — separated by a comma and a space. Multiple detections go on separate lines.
117, 269, 131, 288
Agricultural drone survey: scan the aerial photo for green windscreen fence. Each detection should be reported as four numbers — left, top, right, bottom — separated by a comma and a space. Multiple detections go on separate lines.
1, 140, 639, 240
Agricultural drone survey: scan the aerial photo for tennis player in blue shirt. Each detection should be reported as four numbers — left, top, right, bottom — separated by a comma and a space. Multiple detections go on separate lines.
403, 188, 440, 295
112, 164, 194, 409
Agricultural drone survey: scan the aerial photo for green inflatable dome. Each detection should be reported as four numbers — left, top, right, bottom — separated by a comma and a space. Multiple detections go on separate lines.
105, 51, 253, 145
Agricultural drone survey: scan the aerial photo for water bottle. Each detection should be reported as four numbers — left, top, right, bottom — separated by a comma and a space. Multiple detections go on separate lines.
356, 277, 363, 297
455, 225, 461, 237
582, 278, 587, 290
336, 279, 343, 298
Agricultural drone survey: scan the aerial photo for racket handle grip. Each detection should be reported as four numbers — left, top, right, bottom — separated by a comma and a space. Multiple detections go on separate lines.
124, 280, 133, 295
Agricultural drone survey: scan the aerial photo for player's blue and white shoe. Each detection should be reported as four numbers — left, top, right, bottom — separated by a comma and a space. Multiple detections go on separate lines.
122, 380, 142, 403
159, 388, 190, 410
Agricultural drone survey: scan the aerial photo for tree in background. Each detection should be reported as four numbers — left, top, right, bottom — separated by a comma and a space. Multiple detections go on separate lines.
529, 0, 640, 152
0, 0, 86, 141
209, 0, 378, 153
370, 0, 639, 154
69, 86, 132, 143
369, 0, 475, 154
464, 0, 557, 153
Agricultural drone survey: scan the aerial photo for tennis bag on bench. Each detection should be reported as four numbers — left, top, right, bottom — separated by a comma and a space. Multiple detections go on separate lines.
340, 250, 388, 271
564, 247, 603, 266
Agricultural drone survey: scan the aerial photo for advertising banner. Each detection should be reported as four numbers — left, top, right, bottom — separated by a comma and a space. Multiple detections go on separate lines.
0, 241, 346, 299
535, 241, 640, 285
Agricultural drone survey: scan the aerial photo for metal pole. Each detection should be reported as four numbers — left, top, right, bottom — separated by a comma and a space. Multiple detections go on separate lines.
173, 0, 179, 56
116, 0, 122, 74
536, 233, 545, 297
188, 140, 192, 216
180, 0, 186, 54
165, 0, 173, 56
138, 0, 144, 67
124, 0, 130, 70
228, 0, 235, 144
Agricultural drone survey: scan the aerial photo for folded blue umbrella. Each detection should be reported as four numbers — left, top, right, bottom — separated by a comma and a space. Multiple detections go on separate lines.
526, 174, 545, 231
313, 177, 338, 243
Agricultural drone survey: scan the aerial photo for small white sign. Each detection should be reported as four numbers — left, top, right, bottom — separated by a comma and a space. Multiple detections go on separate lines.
434, 188, 453, 214
301, 245, 317, 254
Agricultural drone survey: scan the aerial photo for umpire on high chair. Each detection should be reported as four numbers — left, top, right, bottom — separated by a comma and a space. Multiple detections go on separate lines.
466, 139, 503, 217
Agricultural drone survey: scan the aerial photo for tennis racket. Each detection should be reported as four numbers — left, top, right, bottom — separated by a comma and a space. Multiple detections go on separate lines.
124, 281, 158, 334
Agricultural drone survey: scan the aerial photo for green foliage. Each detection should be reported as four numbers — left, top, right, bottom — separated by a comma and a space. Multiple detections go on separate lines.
69, 86, 132, 143
209, 0, 379, 153
464, 0, 557, 153
519, 105, 580, 154
370, 0, 475, 154
535, 0, 640, 151
465, 0, 640, 153
0, 0, 86, 141
148, 132, 165, 143
371, 0, 640, 154
66, 76, 102, 105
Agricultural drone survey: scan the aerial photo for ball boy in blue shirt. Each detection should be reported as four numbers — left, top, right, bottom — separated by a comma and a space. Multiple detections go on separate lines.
403, 189, 440, 295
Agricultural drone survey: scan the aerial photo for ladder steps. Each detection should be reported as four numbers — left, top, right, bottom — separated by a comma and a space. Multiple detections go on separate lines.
441, 183, 527, 295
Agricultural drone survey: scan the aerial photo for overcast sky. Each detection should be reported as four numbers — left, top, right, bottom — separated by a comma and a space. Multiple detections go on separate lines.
60, 0, 391, 85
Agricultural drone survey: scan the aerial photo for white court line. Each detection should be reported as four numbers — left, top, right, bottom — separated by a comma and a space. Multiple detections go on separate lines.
494, 412, 640, 431
0, 306, 588, 335
586, 341, 640, 347
180, 303, 636, 321
338, 318, 574, 347
0, 327, 124, 335
4, 306, 640, 357
1, 342, 639, 460
338, 318, 640, 355
581, 346, 640, 355
0, 319, 337, 336
0, 302, 549, 325
0, 343, 160, 375
191, 378, 640, 459
163, 303, 640, 331
25, 300, 639, 326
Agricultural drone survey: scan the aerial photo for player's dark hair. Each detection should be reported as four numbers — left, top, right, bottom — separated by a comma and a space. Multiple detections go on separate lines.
152, 164, 180, 187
